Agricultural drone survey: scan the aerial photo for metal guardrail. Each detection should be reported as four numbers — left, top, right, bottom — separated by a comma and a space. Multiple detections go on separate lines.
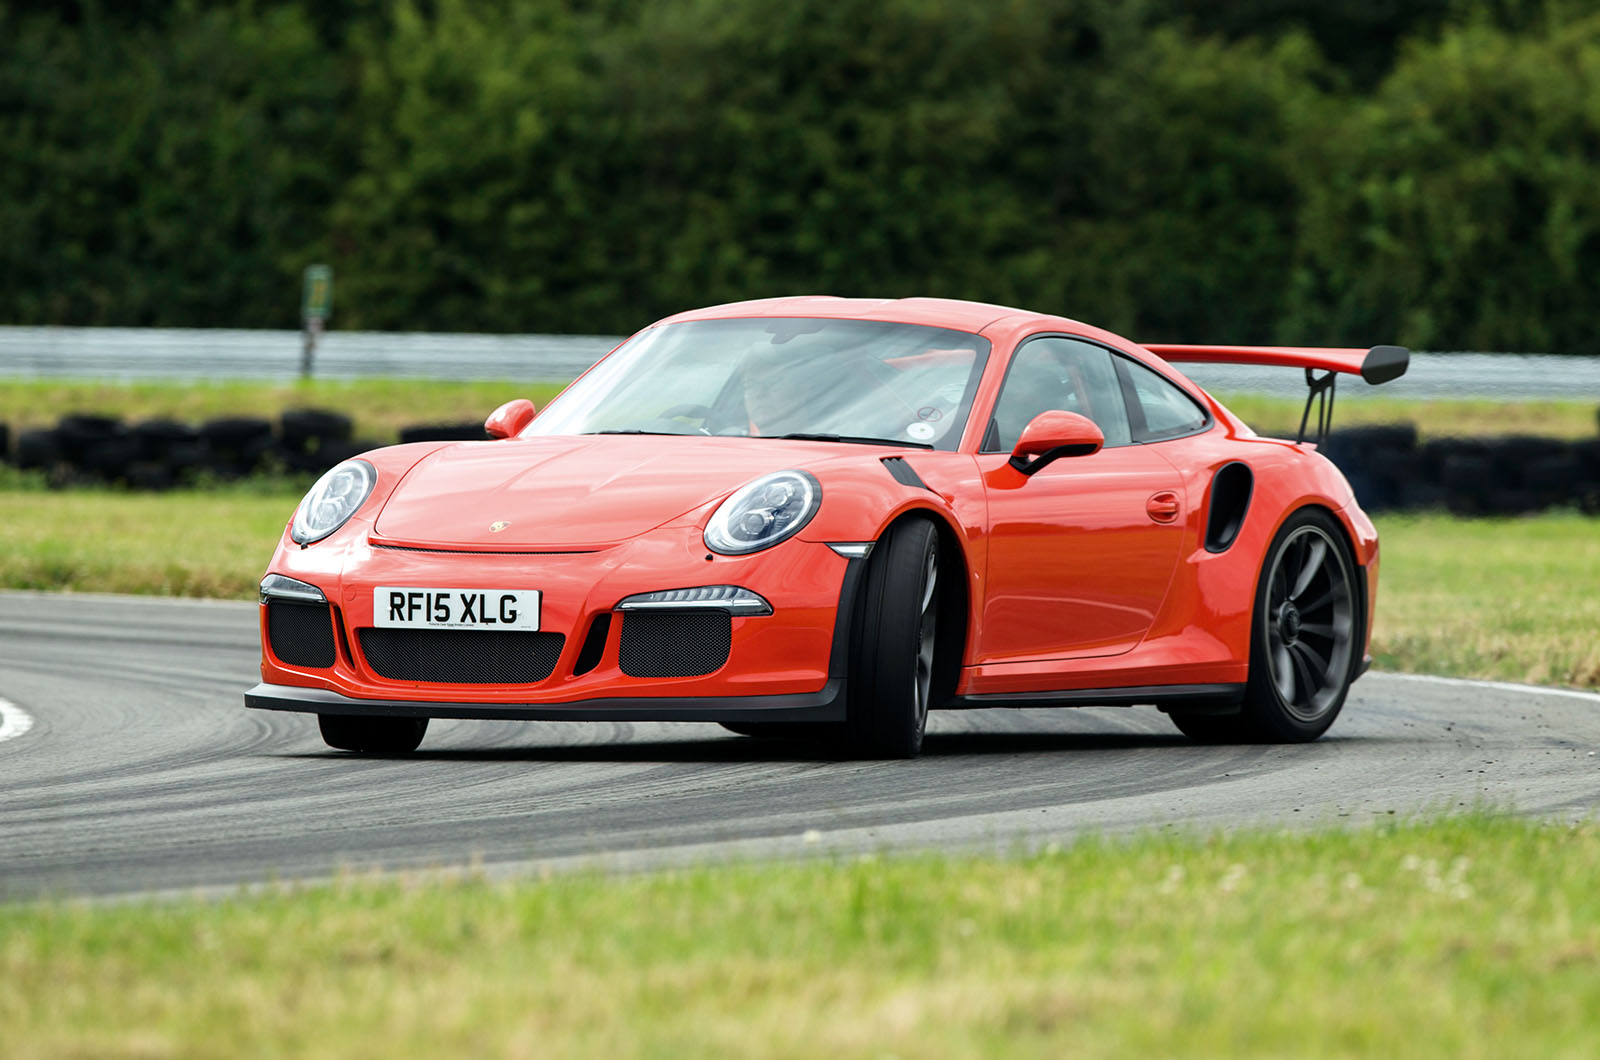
3, 326, 1600, 399
0, 327, 619, 385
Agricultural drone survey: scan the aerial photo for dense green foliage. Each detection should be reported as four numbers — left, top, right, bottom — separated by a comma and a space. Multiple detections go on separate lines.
3, 1, 1599, 350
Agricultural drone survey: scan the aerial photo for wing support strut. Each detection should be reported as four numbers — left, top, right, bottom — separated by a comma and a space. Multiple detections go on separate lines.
1298, 368, 1337, 447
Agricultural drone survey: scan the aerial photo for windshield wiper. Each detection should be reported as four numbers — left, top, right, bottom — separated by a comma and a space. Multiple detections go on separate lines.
588, 429, 681, 436
774, 432, 935, 450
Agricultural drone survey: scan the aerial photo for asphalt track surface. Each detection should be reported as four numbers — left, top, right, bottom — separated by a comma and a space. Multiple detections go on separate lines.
3, 591, 1598, 902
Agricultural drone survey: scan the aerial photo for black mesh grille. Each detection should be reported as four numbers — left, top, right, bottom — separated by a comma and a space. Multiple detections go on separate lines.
357, 628, 565, 684
619, 611, 732, 677
268, 602, 336, 668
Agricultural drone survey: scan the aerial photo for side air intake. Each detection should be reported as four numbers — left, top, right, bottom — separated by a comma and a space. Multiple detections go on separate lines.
1204, 462, 1254, 554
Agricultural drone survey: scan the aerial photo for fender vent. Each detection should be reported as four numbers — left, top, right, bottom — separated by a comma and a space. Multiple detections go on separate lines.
881, 457, 930, 490
1204, 462, 1254, 553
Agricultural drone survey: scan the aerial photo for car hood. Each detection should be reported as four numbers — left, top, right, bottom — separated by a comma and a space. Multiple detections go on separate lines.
372, 435, 865, 549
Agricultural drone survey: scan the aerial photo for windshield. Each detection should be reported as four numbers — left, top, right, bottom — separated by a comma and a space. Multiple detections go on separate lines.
527, 317, 992, 450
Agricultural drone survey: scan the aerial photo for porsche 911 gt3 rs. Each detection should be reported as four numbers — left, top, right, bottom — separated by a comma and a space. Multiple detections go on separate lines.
246, 296, 1408, 757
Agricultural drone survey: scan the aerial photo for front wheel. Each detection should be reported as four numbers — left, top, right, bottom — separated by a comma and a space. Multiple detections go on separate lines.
318, 713, 429, 753
844, 518, 942, 758
1170, 508, 1361, 743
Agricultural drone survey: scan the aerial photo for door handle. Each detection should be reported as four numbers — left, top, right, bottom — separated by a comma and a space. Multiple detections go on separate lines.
1146, 491, 1181, 523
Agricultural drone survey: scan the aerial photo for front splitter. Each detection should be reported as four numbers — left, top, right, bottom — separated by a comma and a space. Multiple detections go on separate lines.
245, 680, 847, 724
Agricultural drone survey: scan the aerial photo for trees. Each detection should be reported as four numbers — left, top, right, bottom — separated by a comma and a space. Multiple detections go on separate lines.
3, 0, 1596, 351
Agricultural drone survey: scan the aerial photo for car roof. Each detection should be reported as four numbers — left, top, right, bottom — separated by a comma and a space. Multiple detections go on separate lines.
656, 296, 1082, 336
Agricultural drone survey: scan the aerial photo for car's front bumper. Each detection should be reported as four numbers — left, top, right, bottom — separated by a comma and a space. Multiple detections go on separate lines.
248, 530, 867, 720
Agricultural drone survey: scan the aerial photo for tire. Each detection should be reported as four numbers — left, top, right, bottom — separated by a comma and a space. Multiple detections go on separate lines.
1170, 508, 1361, 743
56, 414, 126, 461
318, 714, 429, 753
280, 408, 353, 453
200, 416, 273, 454
132, 419, 199, 461
844, 518, 943, 758
16, 428, 63, 470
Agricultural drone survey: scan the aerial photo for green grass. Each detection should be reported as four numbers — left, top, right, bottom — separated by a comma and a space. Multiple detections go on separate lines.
0, 378, 567, 444
1, 488, 1596, 687
0, 483, 294, 598
1371, 512, 1600, 687
4, 815, 1599, 1057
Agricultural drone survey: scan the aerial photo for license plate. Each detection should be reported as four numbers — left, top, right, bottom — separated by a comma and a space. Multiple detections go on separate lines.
374, 587, 541, 631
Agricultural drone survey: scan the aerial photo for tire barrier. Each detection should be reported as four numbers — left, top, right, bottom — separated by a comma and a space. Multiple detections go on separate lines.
1322, 426, 1600, 516
0, 409, 439, 488
398, 422, 491, 444
4, 409, 1595, 511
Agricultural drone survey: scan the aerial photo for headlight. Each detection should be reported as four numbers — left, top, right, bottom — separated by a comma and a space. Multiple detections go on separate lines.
704, 470, 821, 555
291, 459, 377, 545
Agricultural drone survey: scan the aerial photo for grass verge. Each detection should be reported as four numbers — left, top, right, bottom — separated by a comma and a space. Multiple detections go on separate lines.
3, 491, 1595, 687
4, 815, 1598, 1057
1371, 511, 1600, 687
0, 484, 293, 598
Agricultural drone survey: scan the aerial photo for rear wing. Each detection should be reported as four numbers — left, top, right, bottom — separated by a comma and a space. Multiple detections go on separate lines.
1143, 343, 1410, 446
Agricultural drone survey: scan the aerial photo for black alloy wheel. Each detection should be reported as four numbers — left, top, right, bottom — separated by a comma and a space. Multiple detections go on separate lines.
845, 518, 942, 758
1170, 507, 1360, 743
318, 713, 430, 753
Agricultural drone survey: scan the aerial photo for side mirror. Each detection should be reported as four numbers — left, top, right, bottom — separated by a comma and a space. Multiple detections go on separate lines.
485, 398, 536, 440
1008, 410, 1103, 476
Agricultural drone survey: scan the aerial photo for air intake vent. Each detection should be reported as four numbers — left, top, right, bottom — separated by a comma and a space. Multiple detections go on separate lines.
880, 456, 930, 490
619, 611, 732, 678
267, 602, 336, 668
1205, 462, 1254, 553
357, 629, 565, 684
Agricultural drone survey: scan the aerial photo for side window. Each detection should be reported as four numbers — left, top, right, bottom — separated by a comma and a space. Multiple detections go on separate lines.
1117, 357, 1209, 441
984, 337, 1133, 452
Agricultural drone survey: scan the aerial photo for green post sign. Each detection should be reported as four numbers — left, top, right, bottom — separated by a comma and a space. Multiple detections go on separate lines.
302, 264, 333, 321
301, 265, 332, 378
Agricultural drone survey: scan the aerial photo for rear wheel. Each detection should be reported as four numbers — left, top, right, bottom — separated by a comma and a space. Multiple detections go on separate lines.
318, 713, 429, 753
844, 518, 942, 758
1169, 508, 1360, 743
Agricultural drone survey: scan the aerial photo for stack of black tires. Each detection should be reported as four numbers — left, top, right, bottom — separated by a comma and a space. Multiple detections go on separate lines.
6, 410, 354, 488
2, 410, 498, 488
1320, 421, 1600, 516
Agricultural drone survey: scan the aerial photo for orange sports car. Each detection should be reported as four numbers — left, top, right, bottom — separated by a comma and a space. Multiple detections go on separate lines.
246, 297, 1407, 757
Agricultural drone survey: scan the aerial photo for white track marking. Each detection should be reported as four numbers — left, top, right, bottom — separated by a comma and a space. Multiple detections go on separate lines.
0, 696, 35, 745
1376, 671, 1600, 705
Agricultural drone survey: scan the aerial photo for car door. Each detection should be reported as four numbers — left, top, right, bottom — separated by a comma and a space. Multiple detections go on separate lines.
976, 336, 1190, 664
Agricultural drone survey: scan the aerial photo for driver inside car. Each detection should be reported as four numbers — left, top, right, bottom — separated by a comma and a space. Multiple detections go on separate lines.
738, 345, 937, 442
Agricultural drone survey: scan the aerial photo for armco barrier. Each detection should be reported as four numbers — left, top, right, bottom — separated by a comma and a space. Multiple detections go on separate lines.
1, 411, 1596, 513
